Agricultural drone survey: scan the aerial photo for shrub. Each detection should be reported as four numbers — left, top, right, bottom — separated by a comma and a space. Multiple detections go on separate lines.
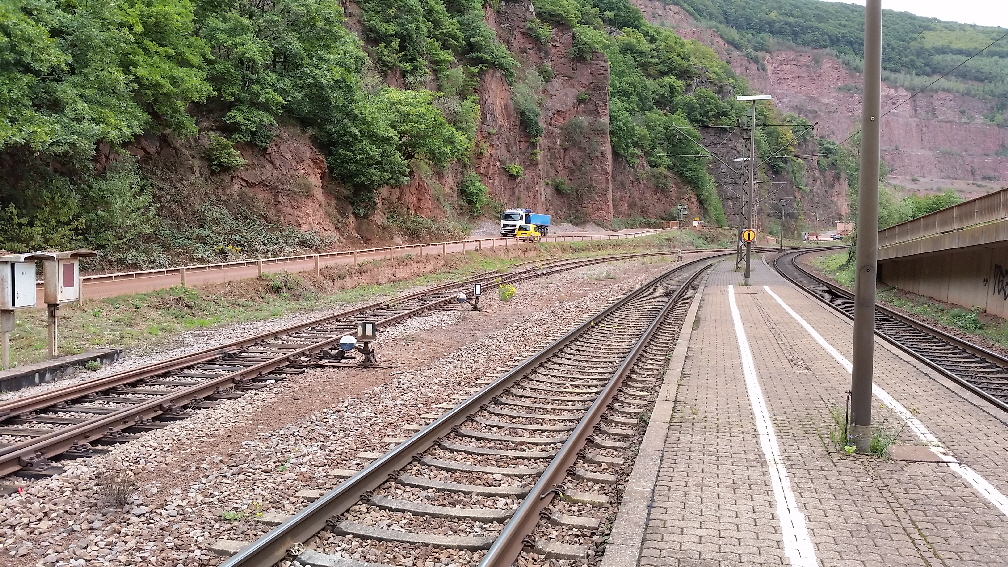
526, 19, 552, 43
503, 164, 525, 177
537, 63, 554, 82
532, 0, 580, 25
512, 83, 544, 138
458, 172, 490, 216
570, 25, 608, 60
498, 283, 517, 302
205, 133, 246, 173
550, 178, 574, 195
576, 91, 590, 103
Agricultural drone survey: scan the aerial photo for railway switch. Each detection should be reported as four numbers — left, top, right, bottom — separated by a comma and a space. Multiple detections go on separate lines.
355, 321, 377, 366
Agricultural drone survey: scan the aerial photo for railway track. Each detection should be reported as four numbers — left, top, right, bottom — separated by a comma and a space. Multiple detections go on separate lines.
218, 256, 715, 567
0, 252, 698, 483
774, 249, 1008, 412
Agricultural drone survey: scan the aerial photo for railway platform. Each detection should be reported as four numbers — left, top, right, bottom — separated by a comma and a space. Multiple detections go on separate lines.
605, 255, 1008, 567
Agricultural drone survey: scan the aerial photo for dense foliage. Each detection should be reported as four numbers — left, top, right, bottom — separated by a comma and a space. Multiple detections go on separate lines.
0, 0, 812, 262
671, 0, 1008, 114
0, 0, 478, 261
878, 188, 963, 229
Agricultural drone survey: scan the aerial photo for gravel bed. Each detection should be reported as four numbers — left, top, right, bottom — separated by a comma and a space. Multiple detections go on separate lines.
400, 463, 531, 490
374, 482, 522, 511
0, 257, 676, 567
423, 446, 544, 470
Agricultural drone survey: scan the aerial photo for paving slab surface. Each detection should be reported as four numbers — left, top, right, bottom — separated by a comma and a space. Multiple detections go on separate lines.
605, 255, 1008, 567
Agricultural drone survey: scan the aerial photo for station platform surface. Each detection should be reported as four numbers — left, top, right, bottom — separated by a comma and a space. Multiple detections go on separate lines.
604, 255, 1008, 567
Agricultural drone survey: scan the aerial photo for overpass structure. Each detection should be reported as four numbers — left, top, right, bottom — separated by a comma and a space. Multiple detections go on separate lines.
877, 188, 1008, 318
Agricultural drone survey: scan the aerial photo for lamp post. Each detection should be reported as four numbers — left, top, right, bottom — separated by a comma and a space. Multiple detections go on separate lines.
778, 199, 788, 251
735, 93, 771, 286
731, 160, 749, 270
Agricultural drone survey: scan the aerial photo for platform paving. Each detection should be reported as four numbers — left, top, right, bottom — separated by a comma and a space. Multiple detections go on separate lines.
605, 255, 1008, 567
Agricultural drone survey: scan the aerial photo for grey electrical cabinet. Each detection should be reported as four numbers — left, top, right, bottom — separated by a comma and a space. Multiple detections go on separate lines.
0, 254, 42, 310
37, 250, 95, 305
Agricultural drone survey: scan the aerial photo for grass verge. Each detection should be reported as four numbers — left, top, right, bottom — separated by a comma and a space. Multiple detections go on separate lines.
5, 232, 724, 367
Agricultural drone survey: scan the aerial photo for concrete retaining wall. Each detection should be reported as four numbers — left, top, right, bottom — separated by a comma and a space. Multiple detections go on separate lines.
878, 243, 1008, 319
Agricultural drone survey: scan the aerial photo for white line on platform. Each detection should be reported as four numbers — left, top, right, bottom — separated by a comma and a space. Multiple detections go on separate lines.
728, 285, 818, 567
764, 285, 1008, 519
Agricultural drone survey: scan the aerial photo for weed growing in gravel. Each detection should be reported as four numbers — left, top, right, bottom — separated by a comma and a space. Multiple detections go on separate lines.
829, 396, 909, 458
84, 360, 101, 371
220, 510, 244, 521
868, 409, 910, 458
97, 469, 137, 507
499, 283, 517, 302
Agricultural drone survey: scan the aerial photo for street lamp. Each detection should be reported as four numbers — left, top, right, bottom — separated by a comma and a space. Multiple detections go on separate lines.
731, 160, 749, 269
736, 95, 772, 285
778, 199, 788, 252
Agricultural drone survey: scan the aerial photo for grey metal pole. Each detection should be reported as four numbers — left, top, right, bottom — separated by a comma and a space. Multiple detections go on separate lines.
780, 201, 786, 252
0, 310, 13, 370
851, 0, 882, 440
744, 102, 756, 285
47, 304, 58, 358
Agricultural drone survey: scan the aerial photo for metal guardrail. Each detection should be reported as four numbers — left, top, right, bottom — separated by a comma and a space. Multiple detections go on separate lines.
878, 188, 1008, 249
35, 231, 666, 302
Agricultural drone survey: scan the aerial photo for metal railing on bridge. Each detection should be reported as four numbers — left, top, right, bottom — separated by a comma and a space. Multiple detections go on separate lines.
878, 188, 1008, 250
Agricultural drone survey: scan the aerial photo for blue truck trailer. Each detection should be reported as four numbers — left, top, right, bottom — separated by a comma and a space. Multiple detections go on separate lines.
500, 209, 551, 237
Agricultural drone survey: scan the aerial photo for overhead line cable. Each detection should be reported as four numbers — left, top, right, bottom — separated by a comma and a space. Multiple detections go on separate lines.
838, 29, 1008, 149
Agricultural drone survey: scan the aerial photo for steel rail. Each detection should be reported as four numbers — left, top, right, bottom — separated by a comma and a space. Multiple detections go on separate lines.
220, 254, 720, 567
478, 260, 708, 565
0, 271, 507, 420
0, 292, 466, 476
774, 249, 1008, 413
0, 252, 696, 477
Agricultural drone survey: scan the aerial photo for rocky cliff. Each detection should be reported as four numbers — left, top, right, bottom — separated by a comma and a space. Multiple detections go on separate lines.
205, 0, 703, 240
452, 1, 699, 227
634, 0, 1008, 205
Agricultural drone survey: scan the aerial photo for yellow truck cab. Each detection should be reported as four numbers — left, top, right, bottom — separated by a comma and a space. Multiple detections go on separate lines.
514, 224, 542, 242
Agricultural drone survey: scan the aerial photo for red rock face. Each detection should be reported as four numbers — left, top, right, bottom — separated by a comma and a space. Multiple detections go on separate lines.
127, 127, 353, 239
388, 0, 710, 228
634, 0, 1008, 198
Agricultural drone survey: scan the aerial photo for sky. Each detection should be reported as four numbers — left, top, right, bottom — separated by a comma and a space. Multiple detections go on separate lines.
818, 0, 1008, 29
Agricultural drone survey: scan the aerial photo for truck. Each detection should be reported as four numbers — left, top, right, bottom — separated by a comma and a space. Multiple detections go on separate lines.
500, 208, 551, 237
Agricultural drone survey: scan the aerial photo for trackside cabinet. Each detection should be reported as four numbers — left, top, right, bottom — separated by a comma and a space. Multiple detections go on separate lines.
37, 250, 97, 359
0, 253, 47, 369
42, 253, 81, 304
0, 255, 38, 310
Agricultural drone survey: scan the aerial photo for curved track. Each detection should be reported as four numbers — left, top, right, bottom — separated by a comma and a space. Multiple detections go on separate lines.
774, 249, 1008, 412
220, 256, 717, 567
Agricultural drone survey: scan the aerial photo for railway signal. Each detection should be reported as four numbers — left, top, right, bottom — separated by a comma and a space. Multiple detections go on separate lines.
456, 283, 482, 311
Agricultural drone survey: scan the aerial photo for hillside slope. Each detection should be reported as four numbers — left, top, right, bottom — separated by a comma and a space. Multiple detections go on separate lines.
636, 0, 1008, 200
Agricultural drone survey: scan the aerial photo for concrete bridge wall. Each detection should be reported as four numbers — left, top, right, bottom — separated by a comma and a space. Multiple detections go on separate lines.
878, 243, 1008, 319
